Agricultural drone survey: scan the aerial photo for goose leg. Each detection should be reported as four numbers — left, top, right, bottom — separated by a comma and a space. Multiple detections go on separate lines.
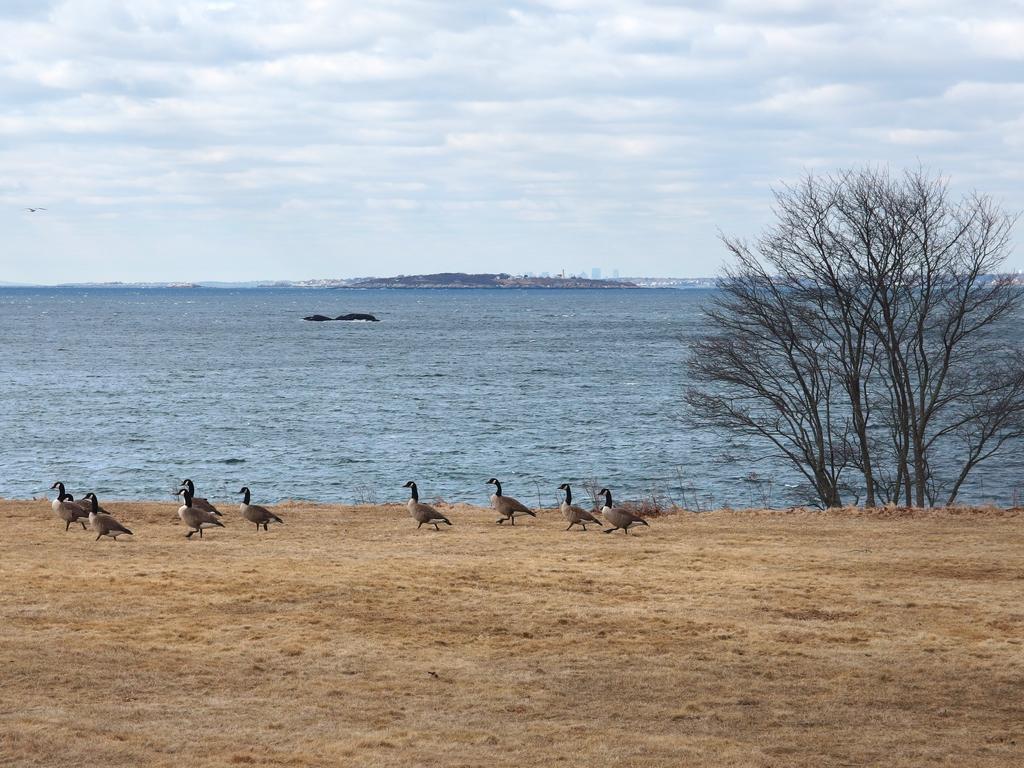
510, 516, 516, 526
95, 533, 102, 541
433, 523, 439, 530
81, 520, 88, 530
186, 530, 195, 538
65, 521, 71, 531
603, 528, 615, 534
417, 521, 423, 529
565, 523, 573, 531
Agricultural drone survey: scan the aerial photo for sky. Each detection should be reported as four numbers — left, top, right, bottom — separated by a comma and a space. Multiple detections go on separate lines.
1, 1, 1023, 283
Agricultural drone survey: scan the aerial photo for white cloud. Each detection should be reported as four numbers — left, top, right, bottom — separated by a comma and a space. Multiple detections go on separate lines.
751, 83, 872, 114
959, 19, 1024, 59
883, 128, 960, 145
0, 0, 1022, 281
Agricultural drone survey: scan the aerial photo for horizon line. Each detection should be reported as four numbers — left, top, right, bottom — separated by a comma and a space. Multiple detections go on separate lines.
0, 275, 720, 288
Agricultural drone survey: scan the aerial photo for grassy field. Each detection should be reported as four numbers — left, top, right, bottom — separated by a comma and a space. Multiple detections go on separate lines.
1, 498, 1022, 767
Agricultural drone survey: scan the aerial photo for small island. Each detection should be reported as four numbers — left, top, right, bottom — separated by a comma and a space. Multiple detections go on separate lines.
334, 272, 638, 289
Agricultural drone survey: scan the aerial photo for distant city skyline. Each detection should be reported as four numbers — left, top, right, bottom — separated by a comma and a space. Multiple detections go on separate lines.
3, 2, 1023, 283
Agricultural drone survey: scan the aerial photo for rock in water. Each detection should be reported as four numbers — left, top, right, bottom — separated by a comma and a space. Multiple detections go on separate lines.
336, 313, 379, 322
303, 313, 380, 322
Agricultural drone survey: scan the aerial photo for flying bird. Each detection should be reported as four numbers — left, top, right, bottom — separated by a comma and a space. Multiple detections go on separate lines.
25, 208, 47, 213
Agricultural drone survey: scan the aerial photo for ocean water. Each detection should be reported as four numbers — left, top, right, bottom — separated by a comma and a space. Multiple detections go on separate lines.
2, 287, 1020, 507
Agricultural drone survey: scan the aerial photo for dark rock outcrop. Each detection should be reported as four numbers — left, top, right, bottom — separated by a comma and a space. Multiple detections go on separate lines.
304, 313, 380, 322
336, 313, 379, 322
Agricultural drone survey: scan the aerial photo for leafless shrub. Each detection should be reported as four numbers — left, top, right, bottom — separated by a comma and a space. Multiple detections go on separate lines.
671, 466, 713, 512
580, 477, 605, 512
352, 483, 378, 505
743, 472, 775, 509
613, 486, 685, 518
533, 479, 546, 510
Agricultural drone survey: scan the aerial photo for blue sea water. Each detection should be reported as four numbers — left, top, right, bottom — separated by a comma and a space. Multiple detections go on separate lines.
1, 287, 1020, 507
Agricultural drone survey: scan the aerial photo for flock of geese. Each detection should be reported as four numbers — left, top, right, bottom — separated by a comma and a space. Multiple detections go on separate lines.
50, 480, 285, 540
49, 477, 651, 541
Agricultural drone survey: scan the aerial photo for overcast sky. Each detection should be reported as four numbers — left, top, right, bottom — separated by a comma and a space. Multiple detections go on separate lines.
2, 1, 1023, 282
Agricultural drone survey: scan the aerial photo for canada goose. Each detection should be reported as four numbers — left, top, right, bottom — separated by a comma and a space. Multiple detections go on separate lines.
557, 483, 602, 531
486, 478, 536, 525
403, 481, 451, 530
50, 481, 90, 531
83, 493, 133, 541
177, 488, 225, 539
237, 486, 283, 531
179, 479, 222, 516
598, 488, 649, 534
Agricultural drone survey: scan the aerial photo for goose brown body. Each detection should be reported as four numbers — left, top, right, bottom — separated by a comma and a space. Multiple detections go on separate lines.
599, 488, 649, 534
486, 478, 536, 525
50, 482, 90, 531
557, 483, 602, 531
237, 486, 283, 531
180, 479, 222, 516
177, 489, 225, 538
403, 481, 451, 530
84, 493, 133, 541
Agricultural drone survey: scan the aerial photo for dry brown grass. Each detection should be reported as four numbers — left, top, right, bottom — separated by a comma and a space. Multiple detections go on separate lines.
1, 499, 1022, 767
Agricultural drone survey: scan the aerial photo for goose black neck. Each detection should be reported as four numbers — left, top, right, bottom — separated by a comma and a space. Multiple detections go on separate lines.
181, 489, 193, 507
563, 485, 572, 503
242, 488, 251, 505
89, 495, 98, 513
493, 480, 502, 496
55, 482, 66, 496
408, 483, 418, 502
58, 490, 69, 502
183, 479, 195, 494
603, 490, 613, 507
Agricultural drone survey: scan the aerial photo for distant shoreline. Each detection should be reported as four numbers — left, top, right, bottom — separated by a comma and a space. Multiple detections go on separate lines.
0, 283, 716, 290
331, 283, 637, 290
0, 275, 720, 290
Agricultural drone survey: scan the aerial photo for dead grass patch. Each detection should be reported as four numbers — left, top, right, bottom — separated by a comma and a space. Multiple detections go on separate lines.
0, 499, 1022, 766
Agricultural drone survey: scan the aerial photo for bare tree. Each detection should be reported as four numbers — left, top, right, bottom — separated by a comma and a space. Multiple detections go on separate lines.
686, 259, 851, 507
687, 167, 1024, 508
